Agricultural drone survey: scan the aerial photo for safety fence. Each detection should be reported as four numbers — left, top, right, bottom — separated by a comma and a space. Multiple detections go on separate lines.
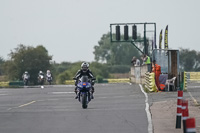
186, 72, 200, 81
0, 79, 130, 87
0, 82, 9, 87
144, 72, 157, 92
65, 78, 130, 85
0, 81, 24, 88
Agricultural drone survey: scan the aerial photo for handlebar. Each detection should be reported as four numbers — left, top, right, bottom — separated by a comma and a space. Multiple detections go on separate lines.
73, 77, 77, 80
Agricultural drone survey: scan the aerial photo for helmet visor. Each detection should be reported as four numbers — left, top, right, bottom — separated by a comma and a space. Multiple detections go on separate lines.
82, 66, 88, 72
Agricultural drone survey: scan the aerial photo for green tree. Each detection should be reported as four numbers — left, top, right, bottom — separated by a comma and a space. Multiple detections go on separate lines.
56, 62, 82, 84
56, 61, 110, 84
93, 33, 141, 65
4, 44, 52, 84
0, 56, 5, 75
179, 48, 200, 71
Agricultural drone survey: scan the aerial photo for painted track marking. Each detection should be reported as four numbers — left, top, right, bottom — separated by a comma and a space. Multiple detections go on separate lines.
188, 92, 199, 106
18, 101, 36, 108
139, 84, 153, 133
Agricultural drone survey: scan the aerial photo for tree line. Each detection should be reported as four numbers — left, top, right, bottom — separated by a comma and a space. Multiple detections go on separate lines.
0, 33, 199, 84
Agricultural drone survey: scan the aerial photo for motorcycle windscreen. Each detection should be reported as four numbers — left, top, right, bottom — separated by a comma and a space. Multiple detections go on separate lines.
80, 76, 89, 82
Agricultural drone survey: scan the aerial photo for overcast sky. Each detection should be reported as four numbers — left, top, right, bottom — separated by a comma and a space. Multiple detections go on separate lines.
0, 0, 199, 63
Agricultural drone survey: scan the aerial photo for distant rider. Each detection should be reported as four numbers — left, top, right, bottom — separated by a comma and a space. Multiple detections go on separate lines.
46, 70, 53, 81
22, 71, 30, 85
38, 71, 44, 80
38, 70, 44, 76
74, 62, 95, 99
22, 71, 30, 79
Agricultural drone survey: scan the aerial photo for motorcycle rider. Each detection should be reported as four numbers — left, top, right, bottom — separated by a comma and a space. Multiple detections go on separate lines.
38, 70, 44, 76
74, 62, 95, 99
46, 70, 52, 79
22, 71, 30, 79
38, 71, 44, 81
22, 71, 30, 85
46, 70, 53, 83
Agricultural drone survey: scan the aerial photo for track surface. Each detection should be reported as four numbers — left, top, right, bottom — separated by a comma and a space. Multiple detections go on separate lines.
0, 83, 148, 133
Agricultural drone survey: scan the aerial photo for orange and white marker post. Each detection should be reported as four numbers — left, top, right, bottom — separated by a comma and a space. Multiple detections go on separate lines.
176, 90, 183, 128
186, 118, 196, 133
182, 99, 189, 133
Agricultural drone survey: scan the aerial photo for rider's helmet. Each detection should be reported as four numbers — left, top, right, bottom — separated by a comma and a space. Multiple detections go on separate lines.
47, 70, 50, 74
81, 62, 89, 72
25, 71, 28, 74
39, 71, 43, 74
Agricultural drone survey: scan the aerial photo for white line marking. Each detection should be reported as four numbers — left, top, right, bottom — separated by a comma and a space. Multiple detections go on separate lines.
18, 101, 36, 108
50, 92, 74, 94
188, 92, 199, 105
7, 108, 12, 111
139, 84, 153, 133
0, 94, 8, 95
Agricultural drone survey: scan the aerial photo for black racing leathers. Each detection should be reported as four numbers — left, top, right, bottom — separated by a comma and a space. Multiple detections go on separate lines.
75, 69, 94, 80
74, 69, 95, 93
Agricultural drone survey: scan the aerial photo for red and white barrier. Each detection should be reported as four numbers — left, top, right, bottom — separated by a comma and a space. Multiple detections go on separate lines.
176, 90, 183, 128
186, 118, 196, 133
182, 99, 189, 133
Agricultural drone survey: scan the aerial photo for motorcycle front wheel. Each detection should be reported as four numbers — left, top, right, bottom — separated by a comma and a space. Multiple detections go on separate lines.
82, 93, 88, 109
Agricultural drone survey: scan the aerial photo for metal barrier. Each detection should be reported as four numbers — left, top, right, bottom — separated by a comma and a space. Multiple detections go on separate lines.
186, 72, 200, 81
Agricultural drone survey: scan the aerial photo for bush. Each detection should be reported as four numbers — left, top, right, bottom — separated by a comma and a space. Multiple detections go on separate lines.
96, 75, 103, 83
57, 71, 72, 84
107, 65, 130, 73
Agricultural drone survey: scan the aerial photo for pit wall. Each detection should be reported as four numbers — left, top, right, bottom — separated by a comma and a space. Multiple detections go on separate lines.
130, 65, 148, 84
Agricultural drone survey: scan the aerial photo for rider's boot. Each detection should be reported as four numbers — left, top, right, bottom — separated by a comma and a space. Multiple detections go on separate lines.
74, 87, 78, 99
91, 87, 94, 99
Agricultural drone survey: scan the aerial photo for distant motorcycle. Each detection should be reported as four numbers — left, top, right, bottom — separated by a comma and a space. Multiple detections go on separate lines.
46, 74, 52, 85
74, 76, 94, 109
38, 75, 45, 86
23, 74, 29, 86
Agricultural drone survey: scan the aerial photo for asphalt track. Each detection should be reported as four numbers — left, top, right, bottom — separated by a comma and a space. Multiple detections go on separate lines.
0, 83, 149, 133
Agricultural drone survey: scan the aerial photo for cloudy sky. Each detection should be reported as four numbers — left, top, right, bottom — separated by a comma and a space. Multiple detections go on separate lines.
0, 0, 199, 63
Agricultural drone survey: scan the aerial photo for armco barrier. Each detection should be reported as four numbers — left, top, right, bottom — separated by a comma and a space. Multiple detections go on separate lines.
65, 78, 130, 85
65, 80, 74, 85
0, 82, 9, 87
144, 72, 157, 92
9, 81, 24, 86
186, 72, 200, 81
107, 78, 130, 83
0, 81, 23, 88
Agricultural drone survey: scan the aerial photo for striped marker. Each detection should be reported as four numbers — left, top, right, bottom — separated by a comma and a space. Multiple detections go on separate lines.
176, 90, 183, 128
182, 99, 189, 133
186, 118, 196, 133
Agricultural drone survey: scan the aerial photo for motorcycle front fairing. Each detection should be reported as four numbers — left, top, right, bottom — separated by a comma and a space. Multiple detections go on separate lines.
46, 74, 52, 81
77, 81, 91, 102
